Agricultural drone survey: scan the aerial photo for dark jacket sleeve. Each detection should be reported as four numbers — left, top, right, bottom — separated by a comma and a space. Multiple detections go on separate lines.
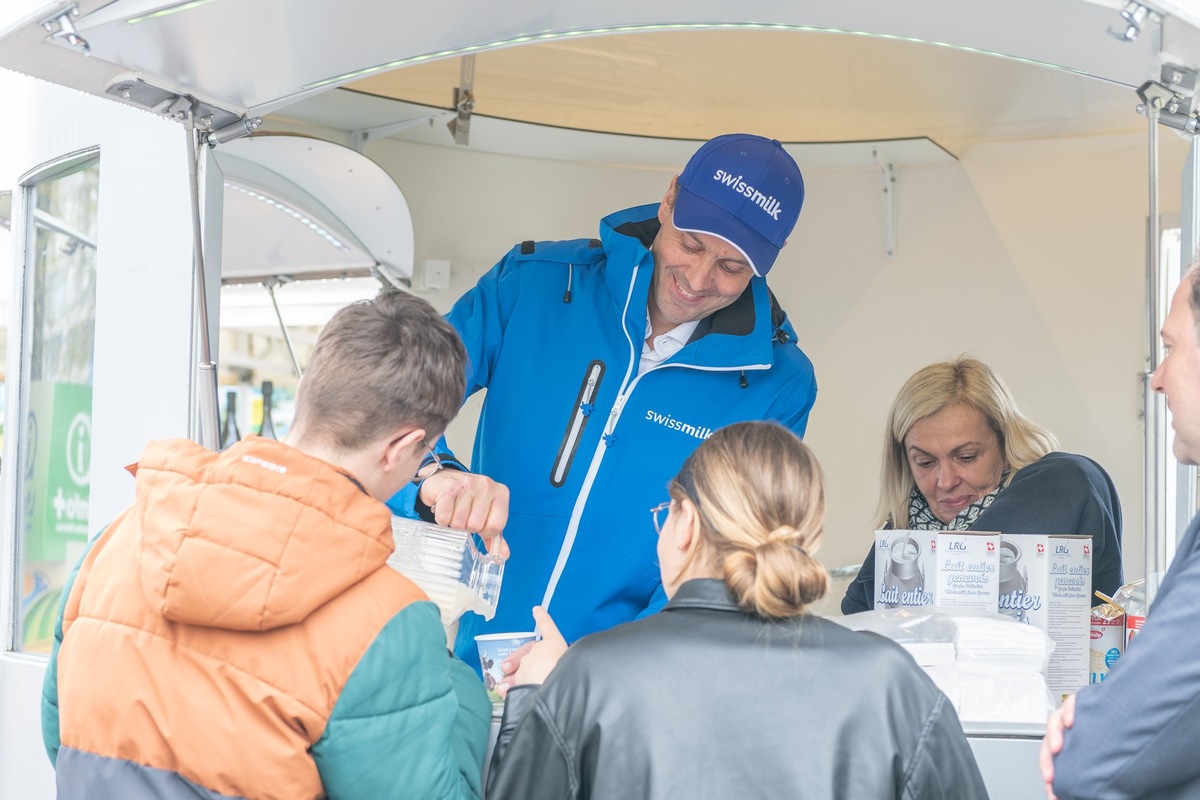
1053, 516, 1200, 800
486, 686, 577, 800
841, 538, 879, 615
900, 693, 990, 800
970, 452, 1123, 598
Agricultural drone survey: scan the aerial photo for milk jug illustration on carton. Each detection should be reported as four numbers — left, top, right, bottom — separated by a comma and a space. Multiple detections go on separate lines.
885, 535, 926, 598
874, 531, 935, 608
997, 538, 1031, 622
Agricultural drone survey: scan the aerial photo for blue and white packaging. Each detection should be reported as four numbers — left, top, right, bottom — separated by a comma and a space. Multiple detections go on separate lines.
996, 533, 1092, 697
873, 529, 936, 609
934, 531, 1001, 612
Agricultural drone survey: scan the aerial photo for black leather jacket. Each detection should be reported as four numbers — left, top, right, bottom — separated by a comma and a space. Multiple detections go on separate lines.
487, 579, 988, 799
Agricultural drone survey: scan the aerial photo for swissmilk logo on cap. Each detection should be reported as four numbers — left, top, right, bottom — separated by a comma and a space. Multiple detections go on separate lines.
711, 169, 783, 220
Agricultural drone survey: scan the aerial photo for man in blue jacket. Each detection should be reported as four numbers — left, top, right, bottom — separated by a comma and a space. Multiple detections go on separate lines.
1040, 263, 1200, 799
395, 133, 818, 665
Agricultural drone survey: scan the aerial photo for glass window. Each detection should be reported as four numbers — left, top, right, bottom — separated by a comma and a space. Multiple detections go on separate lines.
13, 156, 99, 654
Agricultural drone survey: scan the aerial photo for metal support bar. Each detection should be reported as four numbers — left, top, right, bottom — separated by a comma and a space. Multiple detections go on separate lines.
262, 278, 304, 379
873, 147, 897, 261
448, 55, 476, 146
350, 114, 444, 152
207, 116, 263, 148
185, 110, 220, 450
1143, 98, 1169, 605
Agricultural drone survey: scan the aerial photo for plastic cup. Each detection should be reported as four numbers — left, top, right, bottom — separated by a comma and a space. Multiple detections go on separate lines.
475, 631, 538, 703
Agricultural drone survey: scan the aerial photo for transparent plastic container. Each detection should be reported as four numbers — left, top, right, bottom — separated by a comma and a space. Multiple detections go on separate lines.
387, 516, 504, 625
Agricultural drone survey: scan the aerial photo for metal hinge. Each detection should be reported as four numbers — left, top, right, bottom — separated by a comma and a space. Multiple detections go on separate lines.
1137, 64, 1200, 137
105, 78, 261, 146
40, 5, 89, 55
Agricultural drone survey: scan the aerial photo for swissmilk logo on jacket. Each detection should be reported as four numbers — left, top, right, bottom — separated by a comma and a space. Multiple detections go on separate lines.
712, 170, 784, 220
645, 409, 714, 440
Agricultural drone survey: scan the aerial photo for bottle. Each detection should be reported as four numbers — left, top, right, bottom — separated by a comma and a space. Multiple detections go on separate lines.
219, 390, 241, 450
386, 516, 504, 626
258, 380, 277, 440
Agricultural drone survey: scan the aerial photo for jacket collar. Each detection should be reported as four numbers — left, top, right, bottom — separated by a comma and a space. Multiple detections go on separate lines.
662, 578, 744, 614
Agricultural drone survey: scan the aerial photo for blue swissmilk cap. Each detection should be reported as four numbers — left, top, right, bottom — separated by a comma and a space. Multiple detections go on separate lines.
673, 133, 804, 277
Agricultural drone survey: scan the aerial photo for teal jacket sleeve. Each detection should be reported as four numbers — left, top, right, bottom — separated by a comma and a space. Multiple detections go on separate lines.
41, 534, 98, 765
312, 601, 491, 800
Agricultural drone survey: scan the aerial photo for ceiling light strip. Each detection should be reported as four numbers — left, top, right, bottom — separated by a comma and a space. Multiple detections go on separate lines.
225, 181, 352, 253
303, 21, 1075, 91
125, 0, 222, 24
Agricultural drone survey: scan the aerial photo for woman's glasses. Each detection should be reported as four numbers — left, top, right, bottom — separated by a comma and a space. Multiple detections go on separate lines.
650, 501, 671, 535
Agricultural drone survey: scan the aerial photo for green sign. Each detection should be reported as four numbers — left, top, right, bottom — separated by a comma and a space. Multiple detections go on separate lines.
23, 380, 92, 562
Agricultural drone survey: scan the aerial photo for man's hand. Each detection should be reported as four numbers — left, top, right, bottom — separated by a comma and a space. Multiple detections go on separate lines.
1040, 693, 1077, 800
419, 470, 510, 558
496, 607, 568, 696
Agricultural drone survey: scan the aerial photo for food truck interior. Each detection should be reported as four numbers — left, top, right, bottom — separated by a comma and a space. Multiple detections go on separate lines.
2, 1, 1200, 796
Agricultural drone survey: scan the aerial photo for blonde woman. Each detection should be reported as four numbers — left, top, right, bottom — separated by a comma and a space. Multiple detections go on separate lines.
842, 357, 1123, 615
487, 421, 986, 800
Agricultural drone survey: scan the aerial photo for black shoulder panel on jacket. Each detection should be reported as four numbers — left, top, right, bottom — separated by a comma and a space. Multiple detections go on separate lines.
613, 217, 660, 249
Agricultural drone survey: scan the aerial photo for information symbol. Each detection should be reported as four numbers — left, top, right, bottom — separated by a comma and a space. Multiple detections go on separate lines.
66, 413, 91, 487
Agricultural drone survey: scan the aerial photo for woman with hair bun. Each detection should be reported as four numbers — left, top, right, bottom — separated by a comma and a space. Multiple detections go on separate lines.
487, 421, 987, 800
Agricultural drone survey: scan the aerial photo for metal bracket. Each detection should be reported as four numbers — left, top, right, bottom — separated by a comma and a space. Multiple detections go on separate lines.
41, 5, 90, 56
447, 55, 476, 146
105, 77, 258, 143
873, 147, 898, 261
1136, 69, 1200, 137
1108, 1, 1160, 42
349, 114, 445, 152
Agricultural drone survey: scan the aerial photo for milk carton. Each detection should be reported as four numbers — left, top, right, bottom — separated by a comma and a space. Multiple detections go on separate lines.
996, 534, 1092, 697
934, 531, 1000, 612
873, 530, 936, 609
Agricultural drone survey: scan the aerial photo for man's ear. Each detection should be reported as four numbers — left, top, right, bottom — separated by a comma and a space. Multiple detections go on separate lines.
658, 176, 680, 225
383, 428, 425, 473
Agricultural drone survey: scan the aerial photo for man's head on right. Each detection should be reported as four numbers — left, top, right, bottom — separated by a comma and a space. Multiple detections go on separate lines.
648, 134, 804, 332
1152, 263, 1200, 465
292, 290, 466, 455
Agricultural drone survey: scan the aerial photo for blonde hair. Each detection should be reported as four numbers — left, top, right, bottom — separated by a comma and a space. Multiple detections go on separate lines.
875, 357, 1059, 528
669, 421, 828, 618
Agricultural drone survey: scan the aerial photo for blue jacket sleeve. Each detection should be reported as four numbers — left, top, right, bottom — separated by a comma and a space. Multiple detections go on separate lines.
1053, 517, 1200, 799
386, 254, 517, 517
41, 534, 98, 764
312, 601, 491, 800
445, 254, 519, 401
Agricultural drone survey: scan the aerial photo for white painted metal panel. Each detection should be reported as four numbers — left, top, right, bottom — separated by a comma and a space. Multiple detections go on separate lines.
214, 134, 415, 282
0, 67, 202, 800
0, 0, 1191, 123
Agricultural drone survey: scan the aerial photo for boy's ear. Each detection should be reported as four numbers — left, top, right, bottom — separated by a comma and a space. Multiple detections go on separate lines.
383, 428, 425, 472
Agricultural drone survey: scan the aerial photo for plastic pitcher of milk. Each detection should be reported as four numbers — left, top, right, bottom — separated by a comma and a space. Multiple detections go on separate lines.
387, 516, 504, 624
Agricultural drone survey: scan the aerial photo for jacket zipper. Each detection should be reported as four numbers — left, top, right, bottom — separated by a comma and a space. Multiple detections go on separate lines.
550, 360, 605, 486
539, 263, 774, 611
